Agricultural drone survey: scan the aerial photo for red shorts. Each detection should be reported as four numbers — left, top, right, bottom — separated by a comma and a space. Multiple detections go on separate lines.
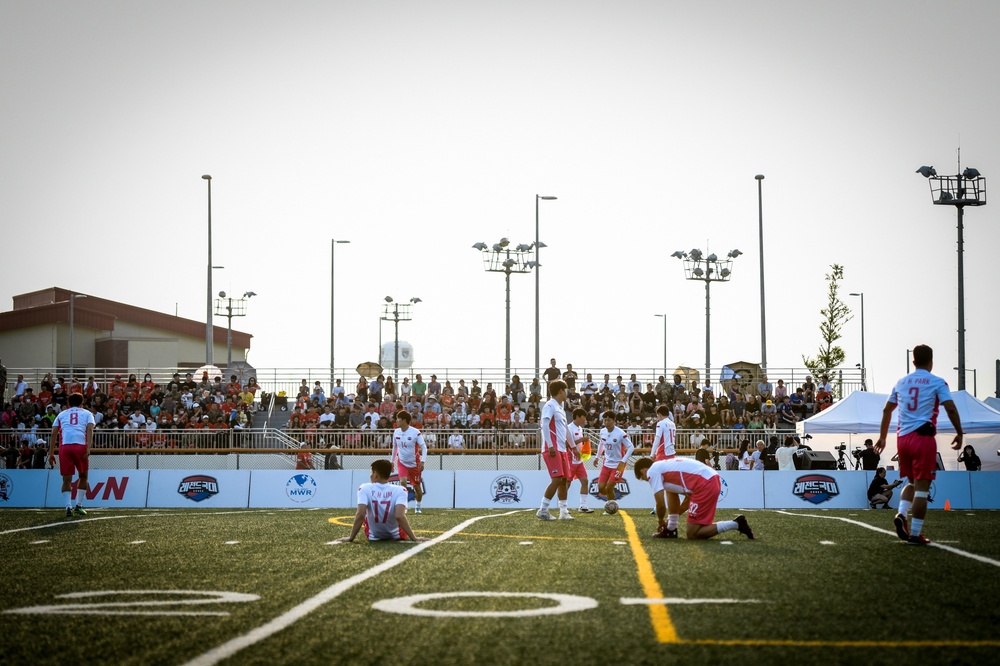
59, 444, 88, 476
897, 431, 937, 481
544, 449, 570, 478
397, 463, 422, 485
568, 460, 589, 484
685, 475, 721, 526
598, 465, 623, 486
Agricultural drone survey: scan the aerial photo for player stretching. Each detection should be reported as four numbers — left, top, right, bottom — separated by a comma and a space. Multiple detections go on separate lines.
49, 392, 95, 517
335, 459, 427, 543
634, 457, 754, 540
392, 410, 427, 514
566, 407, 593, 513
537, 380, 574, 521
594, 411, 634, 513
875, 344, 963, 546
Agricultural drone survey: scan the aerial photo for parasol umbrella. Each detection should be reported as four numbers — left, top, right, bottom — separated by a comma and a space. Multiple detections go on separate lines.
192, 364, 224, 381
356, 361, 383, 379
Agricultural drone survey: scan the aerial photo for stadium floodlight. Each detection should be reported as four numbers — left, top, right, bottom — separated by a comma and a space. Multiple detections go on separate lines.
381, 296, 420, 385
916, 165, 937, 178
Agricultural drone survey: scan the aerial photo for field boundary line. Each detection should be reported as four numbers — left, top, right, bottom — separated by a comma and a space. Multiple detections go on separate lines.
774, 511, 1000, 569
181, 509, 526, 666
619, 510, 679, 644
0, 510, 261, 536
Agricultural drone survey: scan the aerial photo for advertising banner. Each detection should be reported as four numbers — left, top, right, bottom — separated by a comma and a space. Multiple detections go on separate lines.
971, 472, 1000, 509
248, 470, 355, 508
716, 471, 765, 509
920, 471, 973, 510
147, 469, 251, 508
454, 470, 553, 509
349, 470, 456, 509
43, 469, 149, 508
763, 470, 870, 509
0, 470, 49, 508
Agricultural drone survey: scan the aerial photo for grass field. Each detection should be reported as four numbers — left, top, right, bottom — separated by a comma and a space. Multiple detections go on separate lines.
1, 506, 998, 665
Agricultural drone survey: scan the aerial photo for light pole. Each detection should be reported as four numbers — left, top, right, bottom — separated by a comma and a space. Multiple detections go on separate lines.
755, 174, 767, 371
654, 314, 667, 378
535, 194, 556, 382
381, 297, 420, 386
917, 161, 986, 390
672, 248, 741, 385
330, 239, 351, 388
202, 175, 214, 366
849, 292, 866, 390
475, 238, 538, 385
214, 291, 255, 369
954, 367, 978, 397
68, 293, 86, 375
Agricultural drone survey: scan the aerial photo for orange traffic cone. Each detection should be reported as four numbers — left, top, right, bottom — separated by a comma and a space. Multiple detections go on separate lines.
944, 499, 951, 511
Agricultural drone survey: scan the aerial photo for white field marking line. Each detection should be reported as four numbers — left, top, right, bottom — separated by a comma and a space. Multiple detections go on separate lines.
0, 509, 257, 536
820, 541, 836, 545
620, 597, 764, 605
223, 541, 239, 545
181, 509, 526, 666
518, 541, 533, 545
775, 510, 1000, 568
130, 541, 146, 545
612, 541, 627, 545
30, 540, 50, 545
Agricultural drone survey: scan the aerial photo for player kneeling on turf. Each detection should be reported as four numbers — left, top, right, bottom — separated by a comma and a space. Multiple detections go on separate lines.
633, 457, 754, 541
335, 459, 427, 543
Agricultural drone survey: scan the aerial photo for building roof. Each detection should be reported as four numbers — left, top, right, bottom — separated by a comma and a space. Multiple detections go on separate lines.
0, 287, 251, 347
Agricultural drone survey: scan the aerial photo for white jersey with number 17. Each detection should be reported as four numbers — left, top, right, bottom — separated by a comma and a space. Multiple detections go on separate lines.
358, 482, 408, 540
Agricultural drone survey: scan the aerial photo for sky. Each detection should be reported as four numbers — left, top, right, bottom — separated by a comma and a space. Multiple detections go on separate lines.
2, 0, 999, 397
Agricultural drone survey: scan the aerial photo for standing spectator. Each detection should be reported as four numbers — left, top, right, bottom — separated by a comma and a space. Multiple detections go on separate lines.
12, 374, 28, 406
562, 364, 578, 391
0, 358, 6, 405
426, 375, 441, 399
543, 358, 561, 384
775, 435, 798, 470
411, 374, 427, 400
957, 445, 981, 471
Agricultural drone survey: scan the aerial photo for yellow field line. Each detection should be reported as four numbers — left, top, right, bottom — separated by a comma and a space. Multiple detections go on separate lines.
619, 510, 679, 644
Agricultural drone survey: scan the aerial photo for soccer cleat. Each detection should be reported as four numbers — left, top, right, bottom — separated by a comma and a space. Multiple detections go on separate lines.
558, 512, 574, 520
653, 527, 678, 539
893, 514, 909, 541
73, 506, 87, 516
650, 509, 656, 515
536, 510, 556, 521
413, 507, 422, 514
734, 514, 755, 540
65, 508, 73, 518
907, 533, 931, 546
578, 507, 594, 514
869, 501, 878, 509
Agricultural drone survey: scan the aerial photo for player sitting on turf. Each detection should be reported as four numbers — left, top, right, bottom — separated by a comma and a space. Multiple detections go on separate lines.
633, 456, 754, 540
335, 459, 427, 543
594, 411, 634, 511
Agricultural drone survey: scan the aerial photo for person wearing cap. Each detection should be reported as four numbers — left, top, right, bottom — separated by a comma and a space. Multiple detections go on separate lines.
295, 442, 314, 469
761, 399, 777, 416
426, 375, 441, 398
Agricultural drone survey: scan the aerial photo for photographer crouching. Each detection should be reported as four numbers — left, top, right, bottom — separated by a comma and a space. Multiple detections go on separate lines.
867, 467, 903, 509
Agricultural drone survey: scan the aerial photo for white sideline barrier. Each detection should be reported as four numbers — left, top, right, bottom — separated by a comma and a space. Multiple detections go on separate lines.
3, 469, 1000, 509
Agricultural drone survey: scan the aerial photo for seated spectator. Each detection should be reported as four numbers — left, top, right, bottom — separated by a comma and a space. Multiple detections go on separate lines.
761, 399, 777, 417
774, 378, 787, 400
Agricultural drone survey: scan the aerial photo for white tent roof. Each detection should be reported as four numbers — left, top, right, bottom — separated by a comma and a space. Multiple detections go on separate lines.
797, 390, 1000, 435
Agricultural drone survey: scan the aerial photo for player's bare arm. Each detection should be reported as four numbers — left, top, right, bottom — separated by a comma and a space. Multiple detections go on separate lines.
335, 504, 368, 543
49, 425, 60, 463
874, 402, 896, 454
396, 506, 428, 542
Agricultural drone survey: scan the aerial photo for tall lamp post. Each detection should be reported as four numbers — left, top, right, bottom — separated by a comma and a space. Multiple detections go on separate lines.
214, 291, 255, 369
202, 175, 214, 365
68, 293, 87, 375
330, 239, 351, 388
535, 194, 557, 382
381, 297, 420, 386
954, 367, 978, 397
654, 314, 667, 378
849, 292, 866, 390
917, 161, 986, 390
475, 238, 538, 385
755, 174, 767, 371
671, 247, 742, 386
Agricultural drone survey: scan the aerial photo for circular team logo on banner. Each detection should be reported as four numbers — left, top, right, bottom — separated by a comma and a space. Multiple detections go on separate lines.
717, 476, 729, 502
491, 475, 522, 504
0, 473, 12, 502
286, 474, 318, 503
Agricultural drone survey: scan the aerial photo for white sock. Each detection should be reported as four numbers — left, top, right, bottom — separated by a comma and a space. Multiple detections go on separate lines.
667, 514, 679, 530
557, 500, 568, 512
898, 499, 912, 517
717, 520, 738, 533
580, 495, 589, 509
63, 491, 71, 509
540, 498, 551, 511
910, 518, 924, 536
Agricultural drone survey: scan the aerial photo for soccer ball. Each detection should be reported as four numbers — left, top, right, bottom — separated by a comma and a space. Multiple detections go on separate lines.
604, 500, 619, 515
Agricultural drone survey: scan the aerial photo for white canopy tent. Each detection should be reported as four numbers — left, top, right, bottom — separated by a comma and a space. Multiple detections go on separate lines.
985, 396, 1000, 412
796, 391, 1000, 471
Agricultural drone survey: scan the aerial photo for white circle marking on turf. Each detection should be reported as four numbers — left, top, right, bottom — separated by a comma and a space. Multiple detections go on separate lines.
3, 590, 259, 616
372, 592, 598, 618
820, 541, 836, 545
223, 541, 239, 545
719, 541, 733, 545
30, 540, 50, 544
130, 540, 146, 545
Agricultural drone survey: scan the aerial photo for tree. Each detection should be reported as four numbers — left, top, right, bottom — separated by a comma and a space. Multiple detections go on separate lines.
802, 264, 853, 386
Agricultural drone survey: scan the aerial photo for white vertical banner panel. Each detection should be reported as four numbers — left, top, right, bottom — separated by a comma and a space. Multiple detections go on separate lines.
764, 470, 871, 509
971, 472, 1000, 509
248, 470, 355, 508
716, 471, 765, 509
349, 470, 456, 509
454, 471, 553, 508
43, 470, 149, 508
146, 470, 250, 508
0, 470, 49, 507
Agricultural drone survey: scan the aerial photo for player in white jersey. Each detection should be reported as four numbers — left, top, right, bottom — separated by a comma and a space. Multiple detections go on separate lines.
391, 410, 428, 513
650, 405, 677, 461
594, 412, 635, 508
537, 380, 574, 520
634, 457, 755, 540
335, 459, 426, 543
49, 392, 95, 517
876, 344, 962, 546
566, 407, 593, 513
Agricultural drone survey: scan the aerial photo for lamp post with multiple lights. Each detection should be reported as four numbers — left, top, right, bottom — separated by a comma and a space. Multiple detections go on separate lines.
849, 292, 866, 390
381, 297, 420, 386
672, 248, 742, 385
202, 175, 214, 365
475, 238, 539, 385
330, 239, 351, 388
214, 291, 256, 369
916, 161, 986, 391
